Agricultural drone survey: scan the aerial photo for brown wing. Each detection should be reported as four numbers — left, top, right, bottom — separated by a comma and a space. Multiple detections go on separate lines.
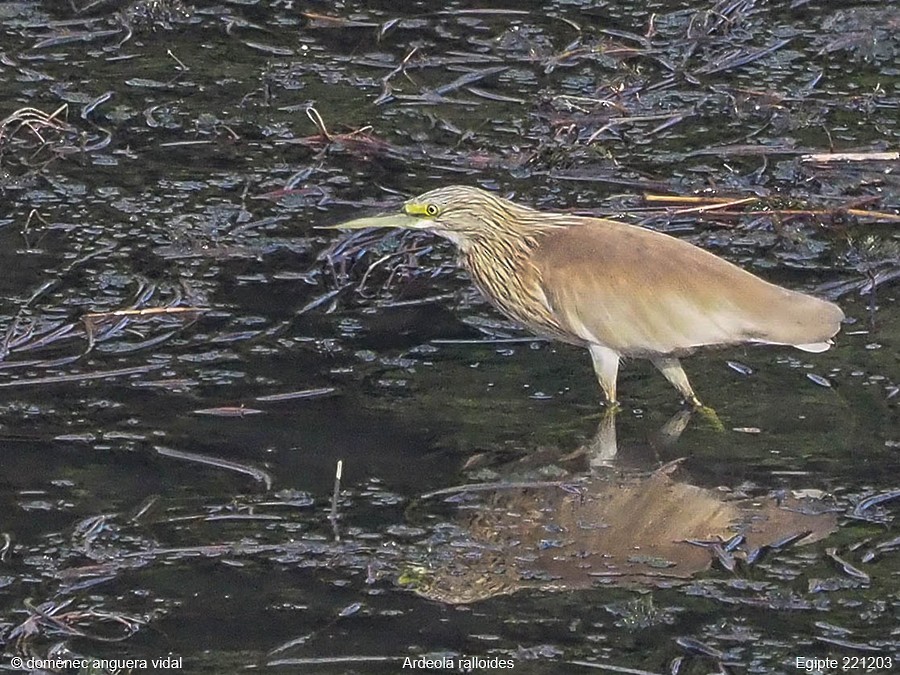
532, 219, 844, 357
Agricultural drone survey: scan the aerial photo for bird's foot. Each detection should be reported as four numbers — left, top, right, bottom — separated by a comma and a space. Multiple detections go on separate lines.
603, 399, 622, 415
692, 403, 724, 432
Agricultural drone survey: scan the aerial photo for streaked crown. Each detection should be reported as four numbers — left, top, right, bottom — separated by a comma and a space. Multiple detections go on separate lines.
403, 186, 536, 238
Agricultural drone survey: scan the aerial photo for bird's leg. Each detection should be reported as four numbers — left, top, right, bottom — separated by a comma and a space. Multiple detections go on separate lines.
589, 344, 620, 409
651, 357, 703, 408
652, 357, 724, 430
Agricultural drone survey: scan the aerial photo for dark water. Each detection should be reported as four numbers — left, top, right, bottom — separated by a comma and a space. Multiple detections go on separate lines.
0, 0, 898, 673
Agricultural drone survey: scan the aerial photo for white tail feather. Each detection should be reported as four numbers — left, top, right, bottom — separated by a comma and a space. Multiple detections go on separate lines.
793, 340, 833, 353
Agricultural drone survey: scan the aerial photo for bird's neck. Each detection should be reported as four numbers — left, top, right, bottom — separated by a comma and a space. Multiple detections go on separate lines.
457, 228, 562, 338
460, 228, 542, 266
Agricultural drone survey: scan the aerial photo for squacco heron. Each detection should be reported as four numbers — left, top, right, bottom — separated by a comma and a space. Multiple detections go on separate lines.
332, 186, 843, 408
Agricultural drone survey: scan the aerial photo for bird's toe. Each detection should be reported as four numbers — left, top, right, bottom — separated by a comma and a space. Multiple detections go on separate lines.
695, 404, 725, 432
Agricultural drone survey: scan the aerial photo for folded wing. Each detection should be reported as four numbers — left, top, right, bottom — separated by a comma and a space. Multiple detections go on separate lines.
533, 219, 844, 357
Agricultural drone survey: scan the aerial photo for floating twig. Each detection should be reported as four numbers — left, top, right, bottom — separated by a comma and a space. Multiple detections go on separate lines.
825, 548, 870, 582
420, 479, 585, 500
642, 194, 900, 223
193, 406, 265, 417
802, 151, 899, 163
330, 459, 343, 541
155, 445, 273, 489
0, 363, 165, 388
255, 387, 337, 402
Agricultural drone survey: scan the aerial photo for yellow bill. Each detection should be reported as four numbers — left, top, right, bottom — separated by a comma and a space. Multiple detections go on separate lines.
319, 213, 422, 230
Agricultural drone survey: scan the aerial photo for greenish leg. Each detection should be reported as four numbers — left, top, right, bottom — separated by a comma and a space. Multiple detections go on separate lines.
652, 357, 723, 430
589, 344, 620, 408
651, 356, 703, 408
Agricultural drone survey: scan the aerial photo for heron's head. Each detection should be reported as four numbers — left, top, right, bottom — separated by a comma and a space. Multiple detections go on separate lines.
331, 185, 534, 247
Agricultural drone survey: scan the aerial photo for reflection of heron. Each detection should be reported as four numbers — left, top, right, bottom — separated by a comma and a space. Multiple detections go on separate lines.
333, 186, 843, 408
407, 463, 836, 604
586, 407, 693, 467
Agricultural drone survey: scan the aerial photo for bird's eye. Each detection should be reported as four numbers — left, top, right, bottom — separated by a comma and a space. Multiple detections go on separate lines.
425, 203, 439, 216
